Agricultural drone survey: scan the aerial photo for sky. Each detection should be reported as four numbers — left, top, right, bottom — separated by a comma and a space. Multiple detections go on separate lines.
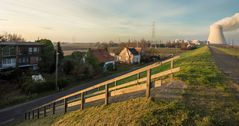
0, 0, 239, 43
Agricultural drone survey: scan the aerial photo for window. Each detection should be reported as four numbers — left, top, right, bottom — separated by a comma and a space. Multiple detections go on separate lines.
23, 57, 28, 63
33, 47, 38, 53
28, 47, 33, 54
3, 47, 10, 56
9, 47, 16, 55
2, 58, 16, 64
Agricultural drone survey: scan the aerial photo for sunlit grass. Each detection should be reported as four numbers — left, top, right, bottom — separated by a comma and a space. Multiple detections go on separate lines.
16, 46, 239, 126
214, 46, 239, 58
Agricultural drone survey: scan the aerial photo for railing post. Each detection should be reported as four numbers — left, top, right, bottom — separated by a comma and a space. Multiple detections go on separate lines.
28, 112, 31, 119
44, 106, 46, 117
32, 110, 35, 119
81, 92, 85, 110
53, 102, 56, 115
105, 84, 109, 105
37, 108, 40, 119
146, 69, 151, 98
170, 59, 174, 80
137, 73, 140, 84
64, 98, 68, 114
25, 113, 27, 120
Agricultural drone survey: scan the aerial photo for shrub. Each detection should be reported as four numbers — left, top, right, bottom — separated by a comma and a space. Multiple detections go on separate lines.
58, 78, 69, 89
105, 63, 116, 71
21, 77, 69, 94
0, 69, 23, 81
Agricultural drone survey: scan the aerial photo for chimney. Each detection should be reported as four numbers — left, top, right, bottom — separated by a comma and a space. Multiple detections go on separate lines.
208, 25, 226, 44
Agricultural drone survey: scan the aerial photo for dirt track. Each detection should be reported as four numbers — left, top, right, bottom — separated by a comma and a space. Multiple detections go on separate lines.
210, 46, 239, 83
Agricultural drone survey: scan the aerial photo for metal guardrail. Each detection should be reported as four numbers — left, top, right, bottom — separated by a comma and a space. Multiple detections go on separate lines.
24, 56, 180, 120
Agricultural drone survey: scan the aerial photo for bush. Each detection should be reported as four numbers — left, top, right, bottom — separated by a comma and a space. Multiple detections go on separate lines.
0, 69, 23, 80
105, 63, 116, 71
21, 78, 69, 94
58, 78, 69, 89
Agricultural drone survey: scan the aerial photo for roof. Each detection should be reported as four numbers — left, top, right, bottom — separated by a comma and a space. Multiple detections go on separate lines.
90, 49, 114, 63
128, 48, 139, 55
0, 42, 42, 46
135, 47, 142, 54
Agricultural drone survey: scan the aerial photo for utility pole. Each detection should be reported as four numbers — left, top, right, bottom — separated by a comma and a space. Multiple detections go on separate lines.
55, 43, 59, 91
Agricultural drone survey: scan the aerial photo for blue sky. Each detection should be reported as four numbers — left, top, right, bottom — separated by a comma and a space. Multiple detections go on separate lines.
0, 0, 238, 42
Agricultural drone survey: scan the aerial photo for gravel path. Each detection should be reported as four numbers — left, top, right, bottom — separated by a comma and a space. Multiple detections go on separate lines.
210, 46, 239, 83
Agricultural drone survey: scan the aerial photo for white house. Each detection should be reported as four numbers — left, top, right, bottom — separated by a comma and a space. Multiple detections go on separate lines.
119, 47, 141, 64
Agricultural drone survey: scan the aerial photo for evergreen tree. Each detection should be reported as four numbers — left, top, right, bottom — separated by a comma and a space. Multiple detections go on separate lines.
36, 39, 55, 73
57, 42, 64, 63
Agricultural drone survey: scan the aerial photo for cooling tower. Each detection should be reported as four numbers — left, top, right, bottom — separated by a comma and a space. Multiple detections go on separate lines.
208, 25, 226, 44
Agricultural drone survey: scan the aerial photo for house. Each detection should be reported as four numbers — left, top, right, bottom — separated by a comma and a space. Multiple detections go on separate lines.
119, 47, 141, 64
191, 40, 201, 45
89, 48, 115, 70
0, 42, 42, 71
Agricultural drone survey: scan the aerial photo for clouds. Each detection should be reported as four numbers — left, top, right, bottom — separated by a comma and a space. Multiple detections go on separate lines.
0, 0, 238, 42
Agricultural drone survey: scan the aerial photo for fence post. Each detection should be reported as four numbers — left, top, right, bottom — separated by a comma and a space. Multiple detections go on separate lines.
28, 112, 31, 119
170, 59, 174, 80
137, 73, 140, 84
81, 92, 85, 110
32, 110, 35, 119
105, 84, 109, 105
25, 113, 27, 120
44, 106, 46, 117
64, 98, 68, 114
37, 108, 40, 119
53, 102, 56, 115
146, 69, 151, 98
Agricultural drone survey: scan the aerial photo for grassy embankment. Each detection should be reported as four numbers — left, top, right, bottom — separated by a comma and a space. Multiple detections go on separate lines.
213, 46, 239, 58
16, 46, 239, 126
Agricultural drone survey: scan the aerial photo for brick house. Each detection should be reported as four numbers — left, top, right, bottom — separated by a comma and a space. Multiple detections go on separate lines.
0, 42, 42, 71
89, 48, 115, 70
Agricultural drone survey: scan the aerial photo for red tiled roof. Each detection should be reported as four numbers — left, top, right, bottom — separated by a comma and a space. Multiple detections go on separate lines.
90, 49, 114, 63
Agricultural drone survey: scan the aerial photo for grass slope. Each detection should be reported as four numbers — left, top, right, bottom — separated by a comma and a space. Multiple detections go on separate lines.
17, 46, 239, 126
214, 46, 239, 58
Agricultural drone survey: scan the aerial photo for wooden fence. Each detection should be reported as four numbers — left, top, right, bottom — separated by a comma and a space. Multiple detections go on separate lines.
24, 56, 180, 120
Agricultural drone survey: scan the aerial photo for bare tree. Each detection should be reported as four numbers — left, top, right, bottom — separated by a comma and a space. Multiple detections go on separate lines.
0, 32, 25, 42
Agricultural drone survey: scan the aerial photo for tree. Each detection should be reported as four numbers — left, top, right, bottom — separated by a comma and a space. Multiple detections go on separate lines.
36, 39, 55, 73
85, 51, 100, 72
62, 51, 96, 79
57, 42, 64, 62
71, 51, 84, 61
0, 33, 25, 42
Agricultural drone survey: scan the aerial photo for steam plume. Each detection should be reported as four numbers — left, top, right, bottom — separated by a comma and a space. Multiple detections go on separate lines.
213, 13, 239, 31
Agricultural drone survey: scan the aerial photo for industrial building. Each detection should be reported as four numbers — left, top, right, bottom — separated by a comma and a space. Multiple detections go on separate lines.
208, 25, 226, 44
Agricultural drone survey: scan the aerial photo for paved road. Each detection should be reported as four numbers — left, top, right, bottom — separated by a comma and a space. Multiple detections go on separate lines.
0, 64, 150, 125
210, 46, 239, 83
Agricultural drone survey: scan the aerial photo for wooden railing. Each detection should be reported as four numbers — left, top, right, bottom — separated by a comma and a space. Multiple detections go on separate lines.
24, 56, 180, 120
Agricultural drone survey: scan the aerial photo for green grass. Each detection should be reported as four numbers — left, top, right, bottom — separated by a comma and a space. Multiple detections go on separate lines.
16, 46, 239, 126
175, 46, 226, 86
214, 46, 239, 58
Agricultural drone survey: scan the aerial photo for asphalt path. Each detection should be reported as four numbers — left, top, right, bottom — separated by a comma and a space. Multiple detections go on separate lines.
0, 63, 150, 125
210, 46, 239, 83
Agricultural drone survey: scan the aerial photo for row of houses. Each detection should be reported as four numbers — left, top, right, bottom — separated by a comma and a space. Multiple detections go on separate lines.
0, 41, 144, 71
83, 47, 143, 66
0, 42, 41, 71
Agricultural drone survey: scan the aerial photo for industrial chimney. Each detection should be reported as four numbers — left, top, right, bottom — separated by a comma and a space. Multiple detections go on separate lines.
207, 25, 226, 44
